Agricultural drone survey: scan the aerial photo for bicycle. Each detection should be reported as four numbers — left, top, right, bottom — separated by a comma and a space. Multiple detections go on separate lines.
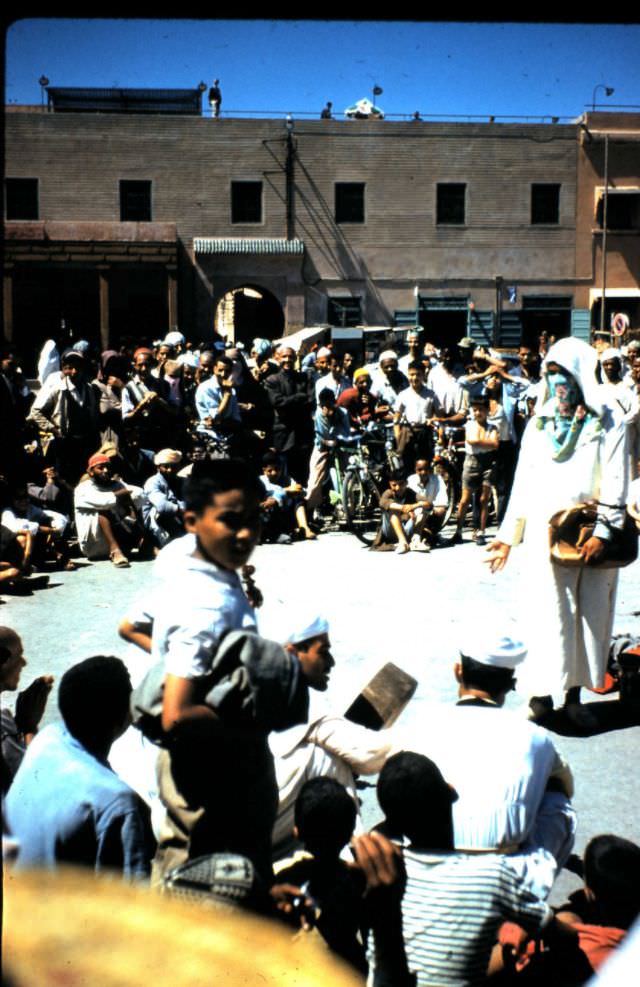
340, 421, 401, 545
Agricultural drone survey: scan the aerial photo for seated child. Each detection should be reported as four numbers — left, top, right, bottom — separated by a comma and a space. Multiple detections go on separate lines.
378, 470, 432, 554
273, 777, 367, 974
407, 457, 448, 547
259, 451, 315, 543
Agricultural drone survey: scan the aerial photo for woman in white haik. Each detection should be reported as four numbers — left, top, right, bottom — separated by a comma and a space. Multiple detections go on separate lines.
486, 336, 629, 726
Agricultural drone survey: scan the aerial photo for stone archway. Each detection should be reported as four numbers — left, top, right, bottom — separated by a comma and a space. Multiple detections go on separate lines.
215, 284, 285, 347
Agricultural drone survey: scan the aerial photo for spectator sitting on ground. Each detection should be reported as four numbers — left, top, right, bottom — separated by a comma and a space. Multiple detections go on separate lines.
366, 751, 577, 987
74, 453, 144, 568
1, 626, 53, 796
396, 631, 575, 901
406, 457, 448, 548
270, 612, 395, 862
376, 469, 432, 554
142, 449, 185, 550
273, 777, 368, 974
496, 834, 640, 983
259, 450, 316, 543
1, 482, 75, 571
5, 655, 154, 876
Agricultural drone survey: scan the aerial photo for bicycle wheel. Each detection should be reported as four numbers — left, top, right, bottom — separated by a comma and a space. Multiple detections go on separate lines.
342, 469, 381, 546
433, 459, 459, 528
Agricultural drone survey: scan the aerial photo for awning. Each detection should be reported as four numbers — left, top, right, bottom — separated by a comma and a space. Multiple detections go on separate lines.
194, 237, 304, 255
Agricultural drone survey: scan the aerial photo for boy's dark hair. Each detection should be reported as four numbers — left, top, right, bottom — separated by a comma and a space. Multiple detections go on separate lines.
388, 470, 407, 483
318, 388, 336, 407
295, 777, 356, 857
584, 834, 640, 929
58, 656, 131, 750
407, 360, 425, 373
470, 396, 489, 409
214, 354, 232, 368
377, 752, 455, 844
184, 459, 263, 514
261, 450, 280, 468
459, 654, 515, 698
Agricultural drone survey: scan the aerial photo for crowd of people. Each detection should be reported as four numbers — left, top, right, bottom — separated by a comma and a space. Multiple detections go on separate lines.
2, 326, 638, 580
2, 324, 640, 985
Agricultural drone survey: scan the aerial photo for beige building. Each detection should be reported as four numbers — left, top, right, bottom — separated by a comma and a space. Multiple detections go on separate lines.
3, 89, 639, 364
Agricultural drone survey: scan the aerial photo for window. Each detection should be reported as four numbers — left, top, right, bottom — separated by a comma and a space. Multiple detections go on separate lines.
335, 183, 365, 224
596, 191, 640, 231
328, 296, 362, 327
231, 181, 263, 223
120, 180, 152, 222
436, 183, 466, 225
531, 184, 560, 224
5, 178, 39, 220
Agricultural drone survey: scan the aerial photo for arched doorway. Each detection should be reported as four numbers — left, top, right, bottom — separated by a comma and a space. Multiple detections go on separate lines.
215, 284, 285, 347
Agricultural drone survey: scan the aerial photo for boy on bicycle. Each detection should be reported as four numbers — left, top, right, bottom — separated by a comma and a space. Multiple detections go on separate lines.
306, 389, 359, 515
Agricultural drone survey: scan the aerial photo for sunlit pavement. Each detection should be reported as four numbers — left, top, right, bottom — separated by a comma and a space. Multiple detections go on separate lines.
5, 529, 640, 904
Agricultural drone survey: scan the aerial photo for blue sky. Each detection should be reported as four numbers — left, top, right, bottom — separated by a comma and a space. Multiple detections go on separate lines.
6, 19, 640, 120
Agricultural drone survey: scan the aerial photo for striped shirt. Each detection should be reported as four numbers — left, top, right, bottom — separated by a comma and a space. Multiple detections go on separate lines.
401, 849, 552, 986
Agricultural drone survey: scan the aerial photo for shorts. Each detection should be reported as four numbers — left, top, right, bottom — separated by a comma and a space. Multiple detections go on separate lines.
462, 453, 496, 492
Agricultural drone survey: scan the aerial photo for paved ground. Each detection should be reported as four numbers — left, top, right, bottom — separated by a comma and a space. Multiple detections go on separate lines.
4, 526, 640, 905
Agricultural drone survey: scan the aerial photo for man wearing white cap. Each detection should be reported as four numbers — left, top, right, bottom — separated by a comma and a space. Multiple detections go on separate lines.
398, 630, 576, 899
599, 347, 639, 433
270, 613, 396, 862
370, 350, 408, 412
141, 449, 185, 549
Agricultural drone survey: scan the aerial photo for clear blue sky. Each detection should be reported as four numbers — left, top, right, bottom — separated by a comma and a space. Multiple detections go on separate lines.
6, 19, 640, 120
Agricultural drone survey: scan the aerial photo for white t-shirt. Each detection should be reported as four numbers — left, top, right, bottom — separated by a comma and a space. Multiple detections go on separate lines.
406, 472, 449, 509
394, 385, 436, 425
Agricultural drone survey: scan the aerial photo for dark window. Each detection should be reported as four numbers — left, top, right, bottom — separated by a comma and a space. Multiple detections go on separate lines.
335, 183, 365, 224
231, 181, 263, 223
436, 183, 466, 225
531, 184, 560, 224
5, 178, 39, 220
120, 180, 152, 222
596, 191, 640, 231
328, 296, 362, 327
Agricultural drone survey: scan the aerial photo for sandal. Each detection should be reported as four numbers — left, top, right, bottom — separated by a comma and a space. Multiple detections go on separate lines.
110, 549, 130, 568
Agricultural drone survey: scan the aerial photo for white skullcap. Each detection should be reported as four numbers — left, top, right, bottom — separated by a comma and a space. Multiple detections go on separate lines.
285, 614, 330, 646
177, 352, 198, 367
154, 448, 182, 466
379, 349, 398, 363
317, 346, 332, 358
599, 348, 621, 363
459, 633, 527, 670
164, 331, 185, 347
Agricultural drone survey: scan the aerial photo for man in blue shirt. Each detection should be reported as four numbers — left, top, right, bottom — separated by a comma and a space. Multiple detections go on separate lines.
6, 655, 154, 877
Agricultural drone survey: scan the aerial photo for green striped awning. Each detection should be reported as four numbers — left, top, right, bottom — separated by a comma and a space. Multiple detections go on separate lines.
194, 237, 304, 255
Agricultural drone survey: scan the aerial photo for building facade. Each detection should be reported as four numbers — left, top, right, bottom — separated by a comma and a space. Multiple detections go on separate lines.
4, 90, 639, 365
